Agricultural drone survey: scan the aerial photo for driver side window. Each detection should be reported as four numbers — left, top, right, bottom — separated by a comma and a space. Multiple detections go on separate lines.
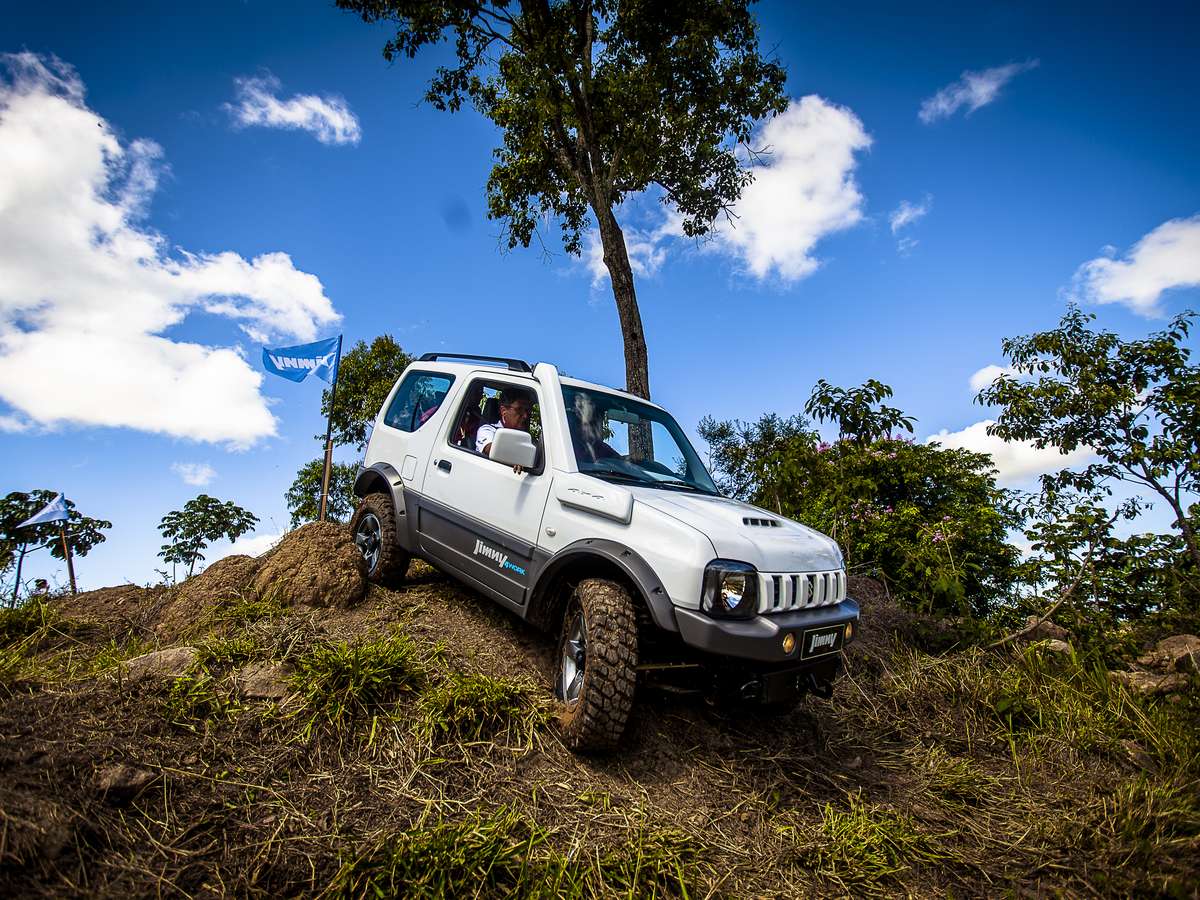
384, 371, 454, 433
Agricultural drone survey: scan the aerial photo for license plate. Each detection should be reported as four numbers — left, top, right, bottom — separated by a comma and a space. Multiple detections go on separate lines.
800, 625, 845, 659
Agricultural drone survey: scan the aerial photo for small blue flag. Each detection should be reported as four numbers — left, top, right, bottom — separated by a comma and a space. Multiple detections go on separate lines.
262, 336, 341, 384
18, 493, 70, 529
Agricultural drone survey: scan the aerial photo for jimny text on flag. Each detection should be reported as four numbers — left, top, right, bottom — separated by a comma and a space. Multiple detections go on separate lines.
262, 336, 342, 384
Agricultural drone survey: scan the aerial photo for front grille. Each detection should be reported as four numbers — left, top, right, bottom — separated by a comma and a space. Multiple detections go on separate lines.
758, 569, 846, 613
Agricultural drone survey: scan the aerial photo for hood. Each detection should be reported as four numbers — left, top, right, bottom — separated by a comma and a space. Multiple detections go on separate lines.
628, 488, 843, 573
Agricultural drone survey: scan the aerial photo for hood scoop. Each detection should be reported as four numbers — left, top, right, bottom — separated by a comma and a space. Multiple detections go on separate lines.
743, 517, 781, 527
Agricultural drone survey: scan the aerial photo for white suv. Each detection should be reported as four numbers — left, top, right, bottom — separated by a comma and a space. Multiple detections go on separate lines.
351, 354, 859, 751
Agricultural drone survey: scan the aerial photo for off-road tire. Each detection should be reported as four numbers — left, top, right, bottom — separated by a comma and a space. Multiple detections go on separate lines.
555, 578, 638, 753
350, 492, 410, 588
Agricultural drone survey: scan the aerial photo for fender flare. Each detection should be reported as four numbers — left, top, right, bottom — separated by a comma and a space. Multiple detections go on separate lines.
528, 538, 678, 633
353, 463, 407, 517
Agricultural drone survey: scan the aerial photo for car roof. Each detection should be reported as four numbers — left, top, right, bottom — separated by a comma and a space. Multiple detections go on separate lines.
404, 360, 667, 411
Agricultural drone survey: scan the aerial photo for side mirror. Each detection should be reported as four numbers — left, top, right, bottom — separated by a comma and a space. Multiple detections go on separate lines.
490, 428, 537, 469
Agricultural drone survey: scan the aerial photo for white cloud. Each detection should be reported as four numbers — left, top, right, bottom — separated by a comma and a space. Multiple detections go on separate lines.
1067, 215, 1200, 316
0, 413, 29, 433
919, 60, 1039, 124
226, 73, 361, 146
580, 96, 870, 288
171, 462, 216, 486
212, 530, 284, 562
716, 96, 871, 281
927, 419, 1093, 486
0, 53, 339, 447
890, 196, 931, 234
585, 218, 676, 287
969, 364, 1017, 393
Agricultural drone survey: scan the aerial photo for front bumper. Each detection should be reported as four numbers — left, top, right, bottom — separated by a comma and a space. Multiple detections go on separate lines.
674, 598, 860, 663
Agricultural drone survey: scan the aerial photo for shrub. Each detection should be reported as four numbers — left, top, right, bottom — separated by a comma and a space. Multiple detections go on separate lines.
700, 414, 1019, 615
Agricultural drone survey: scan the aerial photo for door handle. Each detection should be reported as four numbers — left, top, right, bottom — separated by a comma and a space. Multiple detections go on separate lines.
437, 459, 452, 473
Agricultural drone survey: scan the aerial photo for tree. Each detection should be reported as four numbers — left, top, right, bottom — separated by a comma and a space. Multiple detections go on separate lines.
701, 407, 1018, 615
319, 335, 413, 451
286, 460, 359, 527
804, 379, 915, 444
977, 306, 1200, 570
157, 495, 259, 580
338, 0, 788, 400
1, 491, 111, 597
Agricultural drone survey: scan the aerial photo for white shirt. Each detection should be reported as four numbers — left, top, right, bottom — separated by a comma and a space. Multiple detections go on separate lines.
475, 421, 501, 453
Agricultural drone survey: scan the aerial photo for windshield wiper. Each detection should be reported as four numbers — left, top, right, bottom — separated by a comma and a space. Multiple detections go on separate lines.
581, 466, 654, 486
655, 478, 710, 494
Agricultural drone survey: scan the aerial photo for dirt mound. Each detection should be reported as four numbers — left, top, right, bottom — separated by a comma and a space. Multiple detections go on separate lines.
55, 527, 368, 644
54, 583, 167, 638
154, 554, 262, 639
251, 522, 367, 608
845, 575, 919, 668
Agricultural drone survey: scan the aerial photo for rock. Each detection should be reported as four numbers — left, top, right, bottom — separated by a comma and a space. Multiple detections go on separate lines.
1021, 616, 1071, 643
1119, 739, 1155, 771
251, 522, 367, 608
1111, 669, 1188, 697
1040, 639, 1074, 655
235, 661, 289, 700
123, 646, 197, 683
95, 763, 158, 802
1159, 635, 1200, 674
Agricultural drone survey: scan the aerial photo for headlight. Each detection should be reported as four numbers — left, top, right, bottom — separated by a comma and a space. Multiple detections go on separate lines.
701, 560, 758, 619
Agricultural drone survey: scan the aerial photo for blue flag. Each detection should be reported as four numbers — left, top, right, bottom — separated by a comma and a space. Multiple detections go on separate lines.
262, 336, 341, 384
18, 493, 70, 529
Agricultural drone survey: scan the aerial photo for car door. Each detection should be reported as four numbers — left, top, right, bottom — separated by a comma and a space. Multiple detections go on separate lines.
415, 375, 552, 613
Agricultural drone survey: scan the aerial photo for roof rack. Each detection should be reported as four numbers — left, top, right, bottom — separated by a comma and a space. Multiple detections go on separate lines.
417, 353, 533, 373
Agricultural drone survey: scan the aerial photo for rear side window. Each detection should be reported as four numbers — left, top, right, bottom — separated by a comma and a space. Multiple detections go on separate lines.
383, 371, 455, 433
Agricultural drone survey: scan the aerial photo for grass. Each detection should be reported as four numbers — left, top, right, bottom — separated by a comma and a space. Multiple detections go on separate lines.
288, 632, 425, 739
162, 665, 242, 728
416, 671, 549, 746
195, 589, 287, 634
0, 596, 61, 646
793, 792, 949, 897
326, 807, 704, 899
0, 597, 105, 684
588, 822, 704, 898
327, 807, 559, 898
194, 632, 266, 671
871, 644, 1199, 772
893, 743, 1000, 809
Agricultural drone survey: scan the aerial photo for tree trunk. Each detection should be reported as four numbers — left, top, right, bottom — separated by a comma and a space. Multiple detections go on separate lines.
1166, 494, 1200, 572
595, 204, 651, 400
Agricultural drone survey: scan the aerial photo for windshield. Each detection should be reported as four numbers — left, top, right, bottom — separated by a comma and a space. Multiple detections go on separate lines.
562, 385, 719, 495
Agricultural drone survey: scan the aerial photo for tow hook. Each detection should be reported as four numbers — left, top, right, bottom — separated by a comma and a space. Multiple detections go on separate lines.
806, 672, 834, 700
739, 678, 761, 701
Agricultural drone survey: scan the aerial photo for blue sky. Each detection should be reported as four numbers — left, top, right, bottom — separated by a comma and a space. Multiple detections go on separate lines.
2, 0, 1198, 590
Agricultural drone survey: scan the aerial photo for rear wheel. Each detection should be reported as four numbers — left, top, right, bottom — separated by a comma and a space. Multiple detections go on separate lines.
350, 493, 410, 587
555, 578, 638, 752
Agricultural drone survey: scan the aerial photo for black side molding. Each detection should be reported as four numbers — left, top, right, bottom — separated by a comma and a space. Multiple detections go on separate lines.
418, 353, 532, 373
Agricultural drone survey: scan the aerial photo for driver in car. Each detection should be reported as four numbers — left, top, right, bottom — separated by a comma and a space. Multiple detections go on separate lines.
477, 388, 533, 472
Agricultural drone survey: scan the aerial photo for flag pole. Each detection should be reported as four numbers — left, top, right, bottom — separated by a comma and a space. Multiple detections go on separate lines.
319, 335, 343, 522
10, 542, 26, 607
59, 523, 77, 595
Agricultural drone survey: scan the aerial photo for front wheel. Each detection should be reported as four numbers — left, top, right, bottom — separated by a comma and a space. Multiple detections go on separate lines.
350, 493, 410, 587
555, 578, 638, 752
